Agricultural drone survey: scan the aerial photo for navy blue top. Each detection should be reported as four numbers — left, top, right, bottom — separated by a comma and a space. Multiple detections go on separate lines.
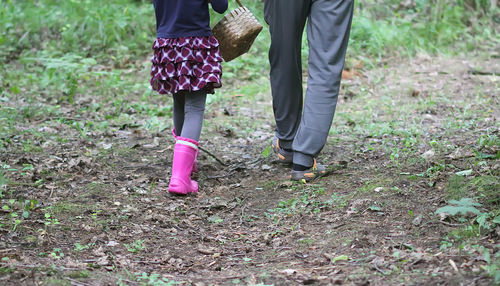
153, 0, 228, 39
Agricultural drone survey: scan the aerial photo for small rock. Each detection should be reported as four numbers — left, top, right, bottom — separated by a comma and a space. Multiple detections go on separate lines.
448, 148, 474, 159
102, 143, 112, 150
280, 269, 297, 276
93, 246, 106, 257
107, 241, 119, 247
411, 89, 421, 97
421, 149, 435, 161
439, 212, 447, 221
412, 215, 423, 226
374, 187, 383, 193
280, 181, 293, 188
197, 246, 218, 255
96, 256, 109, 266
423, 114, 434, 121
261, 164, 272, 171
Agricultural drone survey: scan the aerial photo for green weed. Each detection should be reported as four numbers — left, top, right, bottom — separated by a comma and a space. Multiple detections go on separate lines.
119, 272, 180, 286
350, 0, 496, 57
0, 0, 154, 64
437, 197, 500, 240
0, 198, 37, 232
43, 212, 60, 227
125, 239, 146, 253
67, 270, 90, 279
436, 198, 482, 216
50, 248, 64, 259
446, 175, 500, 206
73, 242, 94, 252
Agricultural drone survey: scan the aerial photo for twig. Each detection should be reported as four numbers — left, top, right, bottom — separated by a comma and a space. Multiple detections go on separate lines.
0, 263, 84, 271
331, 222, 345, 229
414, 71, 449, 75
206, 171, 235, 180
187, 275, 247, 281
198, 146, 227, 166
449, 259, 460, 273
65, 277, 93, 286
438, 220, 464, 227
468, 69, 500, 76
132, 260, 162, 264
373, 263, 388, 275
32, 116, 81, 124
239, 204, 247, 226
117, 278, 140, 285
249, 157, 264, 166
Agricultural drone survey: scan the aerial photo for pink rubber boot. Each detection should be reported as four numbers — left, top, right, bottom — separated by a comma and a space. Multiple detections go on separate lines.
168, 137, 199, 195
172, 129, 198, 173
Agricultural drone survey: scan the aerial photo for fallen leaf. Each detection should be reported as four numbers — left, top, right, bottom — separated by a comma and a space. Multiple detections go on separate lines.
421, 149, 435, 161
280, 269, 297, 276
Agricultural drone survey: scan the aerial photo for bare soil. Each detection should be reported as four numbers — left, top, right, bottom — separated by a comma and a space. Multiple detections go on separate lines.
0, 55, 498, 285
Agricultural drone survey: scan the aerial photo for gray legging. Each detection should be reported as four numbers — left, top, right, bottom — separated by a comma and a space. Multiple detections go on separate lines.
173, 90, 207, 141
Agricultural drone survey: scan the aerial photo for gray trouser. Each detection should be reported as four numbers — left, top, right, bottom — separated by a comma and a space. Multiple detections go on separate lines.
264, 0, 354, 166
173, 90, 207, 141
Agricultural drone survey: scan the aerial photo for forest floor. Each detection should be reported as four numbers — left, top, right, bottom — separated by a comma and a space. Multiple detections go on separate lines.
0, 54, 499, 285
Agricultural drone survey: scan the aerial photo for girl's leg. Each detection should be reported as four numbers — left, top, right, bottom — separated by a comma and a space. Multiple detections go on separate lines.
173, 92, 186, 136
180, 90, 207, 141
168, 90, 206, 195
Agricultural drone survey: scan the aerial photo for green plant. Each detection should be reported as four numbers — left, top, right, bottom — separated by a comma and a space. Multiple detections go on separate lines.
416, 162, 450, 186
331, 255, 349, 264
0, 0, 154, 63
261, 145, 272, 158
125, 239, 145, 253
73, 242, 94, 252
349, 0, 496, 57
0, 198, 37, 232
67, 270, 90, 279
50, 248, 64, 259
43, 211, 60, 227
436, 198, 482, 216
473, 245, 500, 284
475, 134, 500, 160
437, 198, 500, 237
0, 170, 6, 198
119, 272, 179, 286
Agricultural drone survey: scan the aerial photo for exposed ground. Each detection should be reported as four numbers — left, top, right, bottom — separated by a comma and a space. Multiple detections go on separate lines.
0, 54, 499, 285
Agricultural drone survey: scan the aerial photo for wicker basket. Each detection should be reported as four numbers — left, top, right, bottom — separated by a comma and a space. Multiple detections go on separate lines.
212, 0, 263, 62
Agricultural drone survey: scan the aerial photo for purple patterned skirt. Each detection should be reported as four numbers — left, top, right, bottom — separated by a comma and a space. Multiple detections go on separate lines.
150, 36, 223, 95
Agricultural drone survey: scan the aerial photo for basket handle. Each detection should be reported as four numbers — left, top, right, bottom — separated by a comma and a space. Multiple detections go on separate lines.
235, 0, 243, 7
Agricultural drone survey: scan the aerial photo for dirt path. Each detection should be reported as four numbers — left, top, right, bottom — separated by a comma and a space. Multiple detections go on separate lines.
0, 55, 498, 285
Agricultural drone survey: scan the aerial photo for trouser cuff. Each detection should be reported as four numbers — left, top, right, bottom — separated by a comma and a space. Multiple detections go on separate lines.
276, 136, 293, 150
293, 151, 314, 167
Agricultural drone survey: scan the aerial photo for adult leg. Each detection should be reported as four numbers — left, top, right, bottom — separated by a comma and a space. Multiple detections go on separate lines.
265, 0, 310, 150
172, 92, 185, 136
179, 90, 207, 141
292, 0, 354, 167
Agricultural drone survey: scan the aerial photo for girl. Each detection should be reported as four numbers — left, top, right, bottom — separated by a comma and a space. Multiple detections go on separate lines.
150, 0, 228, 195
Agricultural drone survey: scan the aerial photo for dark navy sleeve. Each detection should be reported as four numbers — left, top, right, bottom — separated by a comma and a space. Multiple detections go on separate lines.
210, 0, 228, 14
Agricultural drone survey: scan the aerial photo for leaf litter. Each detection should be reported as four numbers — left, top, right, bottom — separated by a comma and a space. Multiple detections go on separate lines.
0, 56, 498, 285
